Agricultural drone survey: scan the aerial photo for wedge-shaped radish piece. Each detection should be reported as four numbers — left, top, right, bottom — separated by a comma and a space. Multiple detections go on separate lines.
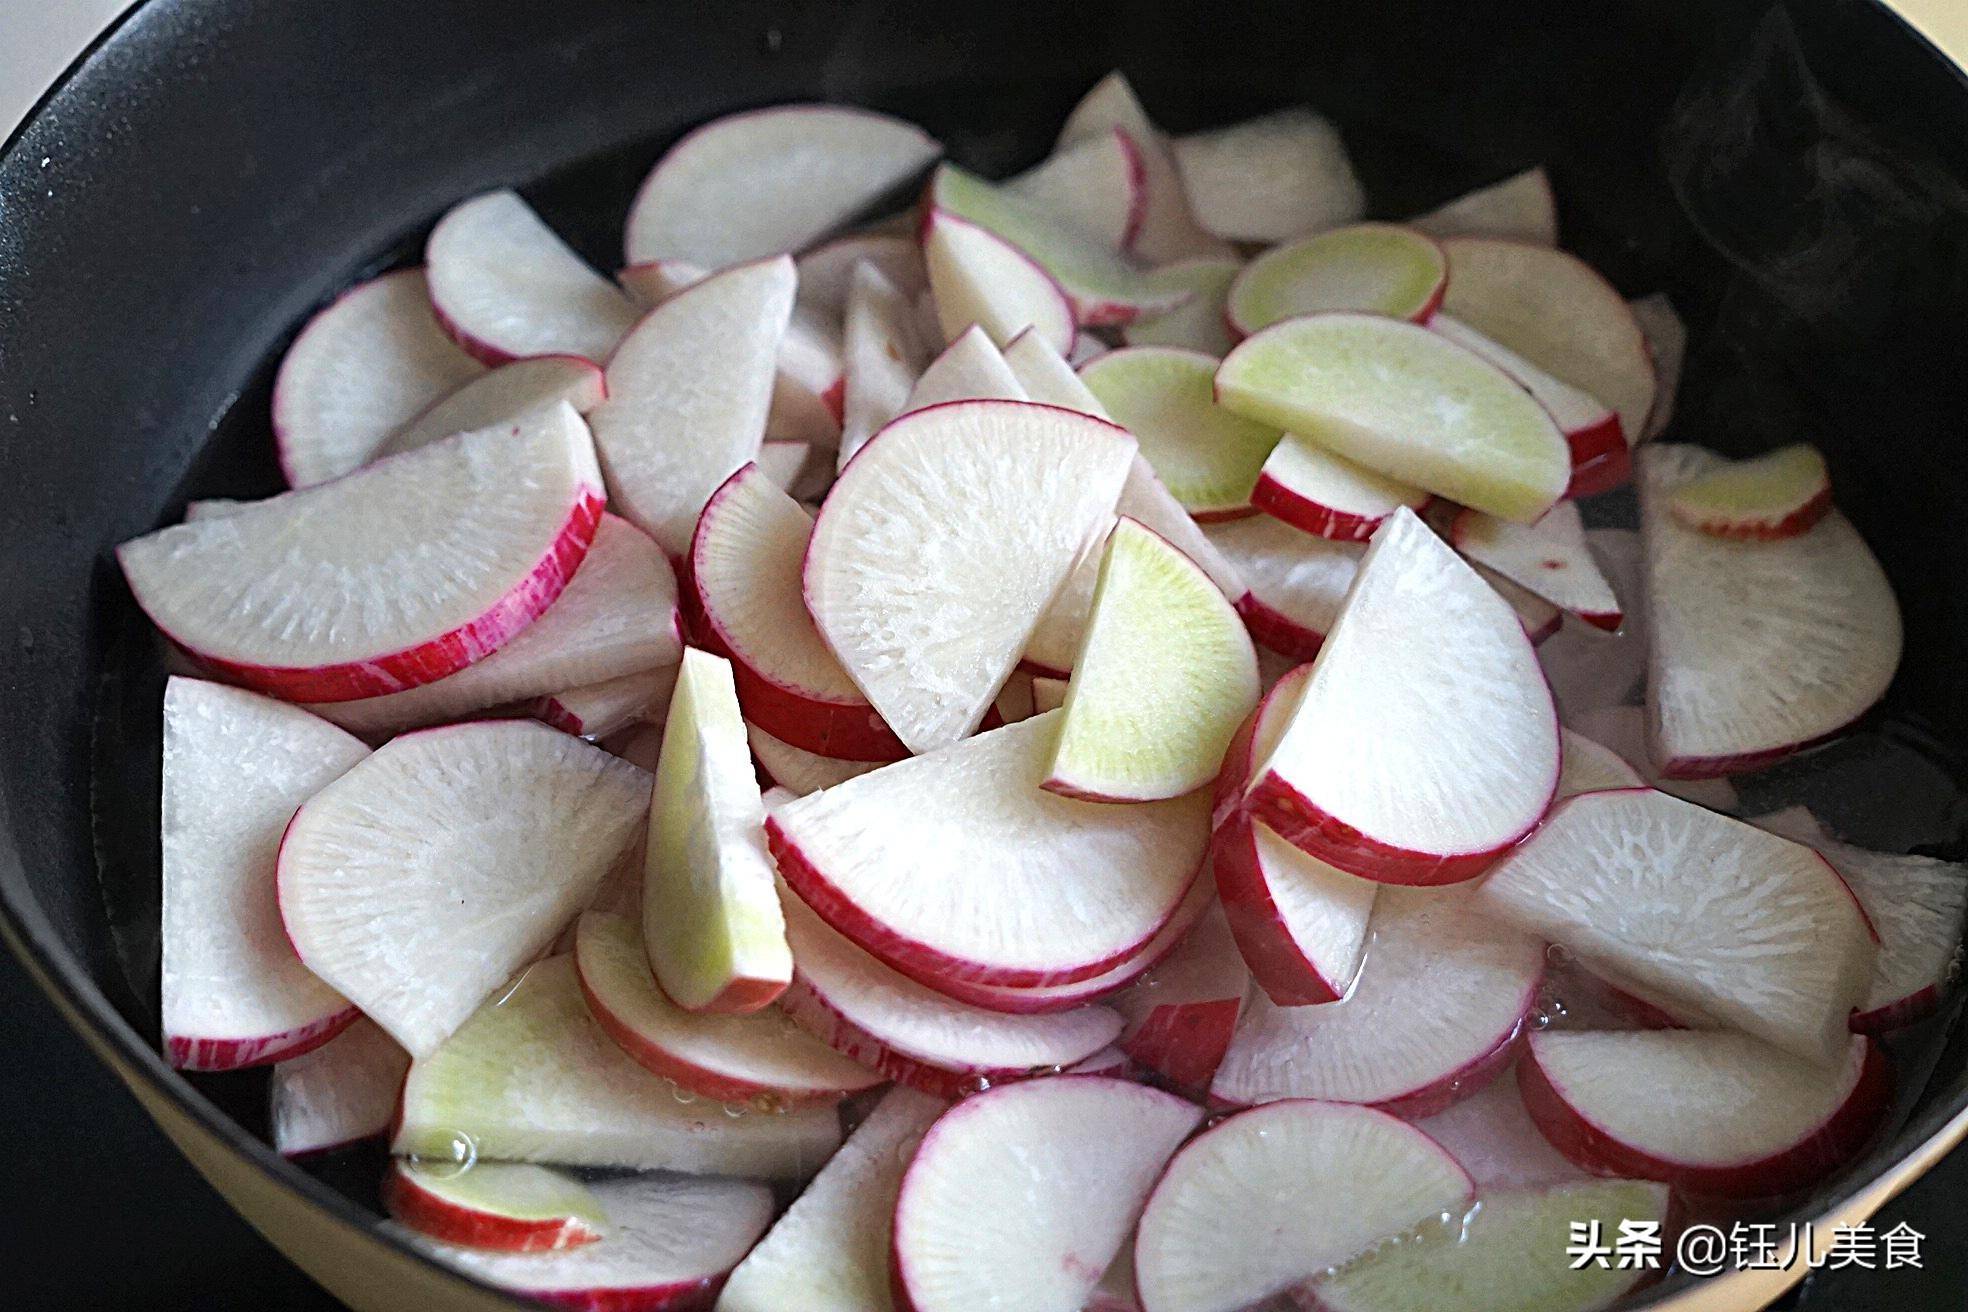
402, 1172, 771, 1312
1112, 904, 1248, 1089
1451, 503, 1622, 631
1032, 676, 1069, 713
1225, 225, 1447, 338
1668, 444, 1832, 540
1218, 314, 1570, 523
1171, 109, 1365, 243
1254, 433, 1431, 543
717, 1086, 946, 1312
278, 721, 646, 1055
1245, 508, 1559, 885
1439, 238, 1655, 446
1135, 1101, 1473, 1312
645, 649, 792, 1013
395, 954, 841, 1175
1630, 293, 1686, 440
1520, 1029, 1890, 1197
1409, 167, 1559, 246
748, 724, 881, 796
161, 679, 365, 1071
778, 886, 1122, 1094
273, 268, 484, 487
1081, 347, 1280, 518
796, 232, 927, 318
124, 403, 604, 702
1305, 1178, 1671, 1312
533, 667, 675, 741
625, 105, 940, 267
377, 355, 607, 461
691, 465, 903, 760
1411, 1061, 1586, 1192
591, 255, 795, 556
895, 1077, 1204, 1312
1473, 788, 1876, 1065
1006, 126, 1147, 249
921, 208, 1078, 355
1566, 705, 1738, 811
1202, 516, 1363, 660
1002, 325, 1113, 417
902, 323, 1028, 412
1556, 727, 1644, 799
384, 1160, 608, 1254
1057, 72, 1236, 263
311, 514, 680, 736
838, 261, 933, 469
1640, 444, 1901, 777
1212, 889, 1544, 1115
269, 1018, 409, 1157
805, 400, 1135, 753
1046, 519, 1259, 802
1122, 257, 1242, 357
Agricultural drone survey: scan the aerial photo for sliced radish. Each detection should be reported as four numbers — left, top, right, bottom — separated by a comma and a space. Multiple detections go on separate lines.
120, 402, 604, 703
1245, 508, 1559, 886
1111, 904, 1249, 1089
755, 438, 823, 497
1215, 313, 1570, 524
1071, 333, 1113, 366
1640, 444, 1901, 777
272, 267, 484, 487
279, 721, 648, 1055
1519, 1029, 1890, 1197
1555, 727, 1644, 799
903, 323, 1028, 412
748, 724, 882, 796
1134, 1101, 1473, 1312
1171, 109, 1365, 243
1045, 518, 1259, 802
1473, 787, 1876, 1065
1473, 562, 1564, 647
1410, 1061, 1587, 1192
1668, 443, 1833, 540
1629, 293, 1686, 440
402, 1172, 772, 1312
1056, 72, 1236, 263
1032, 676, 1069, 713
805, 400, 1134, 753
384, 1159, 608, 1253
1006, 125, 1147, 249
777, 885, 1122, 1095
624, 105, 940, 267
1121, 257, 1242, 357
590, 255, 795, 556
1224, 224, 1447, 337
533, 666, 676, 741
1254, 433, 1432, 543
1080, 346, 1281, 518
161, 678, 365, 1071
269, 1018, 409, 1157
1450, 502, 1622, 631
893, 1077, 1204, 1312
796, 232, 927, 319
718, 1086, 947, 1312
1002, 324, 1113, 417
1201, 515, 1363, 660
1409, 167, 1558, 246
921, 208, 1079, 355
394, 953, 841, 1175
377, 354, 607, 461
1566, 704, 1738, 811
1537, 529, 1647, 721
838, 261, 932, 468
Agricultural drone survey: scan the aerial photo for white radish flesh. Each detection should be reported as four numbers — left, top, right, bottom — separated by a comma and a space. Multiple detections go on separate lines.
1201, 515, 1364, 661
268, 1018, 409, 1157
377, 354, 606, 461
1450, 502, 1622, 631
1409, 167, 1558, 246
1006, 125, 1147, 249
1171, 109, 1365, 243
1057, 72, 1236, 263
921, 208, 1079, 357
1122, 257, 1243, 357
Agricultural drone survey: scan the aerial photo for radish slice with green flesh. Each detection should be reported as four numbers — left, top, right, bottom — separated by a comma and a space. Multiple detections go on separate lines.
777, 885, 1123, 1094
718, 1086, 947, 1312
771, 712, 1210, 987
804, 400, 1135, 754
161, 679, 365, 1071
839, 261, 932, 469
903, 324, 1028, 412
921, 209, 1079, 356
1566, 704, 1738, 811
310, 514, 680, 737
1450, 502, 1623, 631
624, 105, 940, 267
384, 1160, 609, 1253
1081, 346, 1281, 519
1555, 727, 1644, 798
1224, 224, 1447, 337
120, 402, 605, 703
1304, 1179, 1671, 1312
427, 190, 641, 366
1202, 516, 1363, 661
1057, 72, 1237, 263
590, 255, 795, 556
1473, 788, 1876, 1066
1122, 257, 1243, 356
1045, 518, 1259, 802
1439, 237, 1656, 446
646, 649, 792, 1014
1254, 433, 1432, 543
269, 1018, 409, 1157
1245, 508, 1560, 886
273, 267, 484, 487
1630, 293, 1686, 440
1005, 125, 1147, 249
893, 1078, 1204, 1312
1003, 325, 1113, 417
575, 912, 877, 1105
377, 355, 606, 461
748, 724, 882, 797
1170, 109, 1365, 243
1668, 444, 1833, 540
394, 953, 841, 1176
690, 464, 904, 761
1409, 167, 1559, 246
1215, 313, 1570, 524
1111, 903, 1249, 1089
1472, 563, 1563, 647
278, 721, 648, 1056
1032, 676, 1069, 713
1134, 1101, 1473, 1312
1519, 1029, 1890, 1197
1640, 444, 1901, 778
796, 233, 927, 319
1211, 888, 1544, 1115
533, 667, 672, 740
401, 1172, 773, 1312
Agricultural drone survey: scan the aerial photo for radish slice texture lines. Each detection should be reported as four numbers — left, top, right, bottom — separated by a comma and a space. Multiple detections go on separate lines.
1170, 109, 1365, 243
1224, 224, 1447, 337
1450, 502, 1623, 631
268, 1018, 409, 1157
1667, 443, 1833, 541
383, 1159, 609, 1253
839, 261, 933, 469
1080, 346, 1282, 519
1409, 167, 1559, 246
377, 354, 607, 462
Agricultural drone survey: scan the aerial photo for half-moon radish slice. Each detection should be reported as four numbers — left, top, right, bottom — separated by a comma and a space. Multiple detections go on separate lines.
1224, 224, 1447, 337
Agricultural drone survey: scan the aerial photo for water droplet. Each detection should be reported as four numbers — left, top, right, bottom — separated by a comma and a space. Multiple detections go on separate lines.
721, 1101, 749, 1119
669, 1082, 699, 1105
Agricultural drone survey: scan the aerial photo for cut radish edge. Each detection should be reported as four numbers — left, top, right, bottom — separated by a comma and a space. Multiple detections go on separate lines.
1254, 433, 1432, 543
1555, 727, 1644, 799
377, 354, 607, 462
383, 1159, 609, 1253
1122, 257, 1243, 357
1056, 72, 1237, 263
1202, 516, 1364, 661
1081, 346, 1280, 518
838, 261, 932, 469
1410, 1060, 1589, 1193
1170, 109, 1365, 243
1002, 326, 1115, 418
747, 724, 882, 797
1409, 167, 1559, 246
795, 232, 927, 319
534, 667, 676, 740
921, 208, 1079, 357
1224, 224, 1447, 338
1450, 502, 1623, 631
903, 324, 1029, 413
1667, 444, 1833, 541
1005, 125, 1148, 249
269, 1018, 409, 1157
1111, 903, 1249, 1089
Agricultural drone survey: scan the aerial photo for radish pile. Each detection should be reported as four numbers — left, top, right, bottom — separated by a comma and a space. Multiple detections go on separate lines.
126, 73, 1950, 1312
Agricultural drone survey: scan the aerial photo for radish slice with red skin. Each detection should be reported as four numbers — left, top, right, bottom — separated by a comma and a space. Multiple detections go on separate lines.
1538, 529, 1648, 721
161, 679, 366, 1072
1410, 1061, 1587, 1192
1519, 1029, 1891, 1198
383, 1160, 609, 1254
795, 233, 927, 319
624, 104, 941, 268
1254, 433, 1431, 543
921, 208, 1078, 355
902, 324, 1028, 412
1668, 444, 1833, 540
1111, 903, 1249, 1090
1122, 257, 1242, 357
1006, 125, 1148, 249
534, 669, 672, 739
1451, 502, 1623, 631
376, 354, 606, 461
1555, 727, 1644, 799
747, 724, 882, 797
1201, 516, 1363, 661
1640, 444, 1901, 779
1081, 346, 1282, 519
1630, 293, 1687, 441
1170, 109, 1365, 244
269, 1018, 409, 1157
892, 1077, 1204, 1312
839, 261, 933, 469
273, 267, 484, 488
1409, 167, 1559, 246
120, 402, 605, 703
1057, 73, 1237, 263
1566, 705, 1738, 812
1224, 224, 1448, 338
1133, 1101, 1474, 1312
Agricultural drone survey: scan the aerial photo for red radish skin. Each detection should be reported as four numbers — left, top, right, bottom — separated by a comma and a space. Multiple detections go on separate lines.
1250, 467, 1430, 544
1246, 774, 1534, 888
168, 1006, 359, 1074
382, 1162, 605, 1254
1112, 908, 1246, 1090
1234, 593, 1325, 662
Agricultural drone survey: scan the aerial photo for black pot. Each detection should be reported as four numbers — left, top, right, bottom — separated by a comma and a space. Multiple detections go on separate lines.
5, 1, 1968, 1307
